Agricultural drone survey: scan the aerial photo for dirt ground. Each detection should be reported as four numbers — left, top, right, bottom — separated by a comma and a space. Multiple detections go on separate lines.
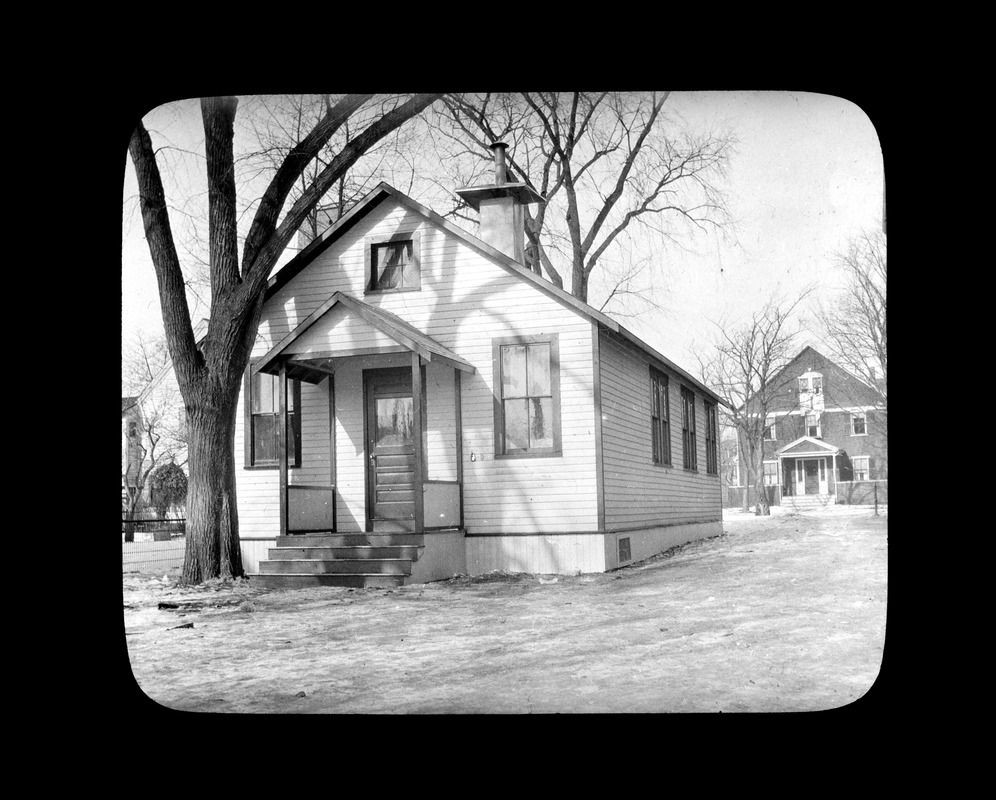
123, 506, 887, 714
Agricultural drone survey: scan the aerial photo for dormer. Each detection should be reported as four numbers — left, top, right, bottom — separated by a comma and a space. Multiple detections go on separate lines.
798, 369, 825, 412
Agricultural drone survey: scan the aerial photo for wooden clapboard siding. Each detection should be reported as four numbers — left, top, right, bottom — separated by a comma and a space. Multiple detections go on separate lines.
237, 196, 598, 536
598, 329, 721, 529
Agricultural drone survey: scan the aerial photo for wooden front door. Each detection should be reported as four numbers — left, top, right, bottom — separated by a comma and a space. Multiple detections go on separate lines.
365, 368, 416, 529
804, 459, 820, 495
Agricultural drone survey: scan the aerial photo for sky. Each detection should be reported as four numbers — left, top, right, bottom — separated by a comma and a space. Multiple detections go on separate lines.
121, 91, 884, 377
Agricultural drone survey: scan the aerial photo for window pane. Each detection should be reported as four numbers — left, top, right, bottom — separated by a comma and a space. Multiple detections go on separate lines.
501, 345, 527, 398
529, 397, 554, 449
527, 344, 551, 395
375, 397, 413, 447
254, 415, 276, 463
288, 412, 297, 463
252, 373, 274, 414
503, 399, 529, 450
374, 241, 412, 289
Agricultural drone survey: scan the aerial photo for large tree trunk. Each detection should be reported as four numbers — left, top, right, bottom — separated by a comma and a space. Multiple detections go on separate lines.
754, 451, 770, 516
181, 390, 243, 583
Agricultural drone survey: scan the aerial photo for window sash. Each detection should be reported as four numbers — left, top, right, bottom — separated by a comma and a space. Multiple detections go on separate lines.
247, 370, 301, 467
681, 388, 697, 470
651, 369, 670, 465
704, 401, 718, 475
496, 338, 559, 455
852, 413, 867, 435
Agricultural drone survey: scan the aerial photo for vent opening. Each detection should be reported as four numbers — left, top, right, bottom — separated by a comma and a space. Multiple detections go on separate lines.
618, 537, 631, 563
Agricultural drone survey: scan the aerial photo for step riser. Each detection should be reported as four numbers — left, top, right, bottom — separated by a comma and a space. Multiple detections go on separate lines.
250, 573, 406, 589
259, 560, 412, 575
267, 546, 422, 560
276, 534, 425, 547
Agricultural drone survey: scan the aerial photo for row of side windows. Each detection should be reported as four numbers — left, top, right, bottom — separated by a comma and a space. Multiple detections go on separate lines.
763, 411, 869, 441
650, 368, 718, 475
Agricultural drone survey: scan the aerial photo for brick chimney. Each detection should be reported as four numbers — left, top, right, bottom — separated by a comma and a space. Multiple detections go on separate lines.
456, 142, 544, 266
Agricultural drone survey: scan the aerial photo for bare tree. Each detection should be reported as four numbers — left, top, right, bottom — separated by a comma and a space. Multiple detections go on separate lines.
128, 93, 441, 583
700, 291, 813, 515
436, 92, 735, 308
816, 229, 887, 435
122, 334, 188, 540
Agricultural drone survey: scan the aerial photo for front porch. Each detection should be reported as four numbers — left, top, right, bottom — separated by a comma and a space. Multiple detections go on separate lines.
775, 436, 840, 507
244, 292, 474, 587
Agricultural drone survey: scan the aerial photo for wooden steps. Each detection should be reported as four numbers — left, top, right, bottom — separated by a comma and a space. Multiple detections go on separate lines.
248, 533, 425, 589
782, 494, 836, 512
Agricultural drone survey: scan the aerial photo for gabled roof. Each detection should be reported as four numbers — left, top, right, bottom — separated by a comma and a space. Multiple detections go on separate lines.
253, 291, 476, 383
775, 436, 839, 457
135, 318, 210, 406
266, 182, 724, 405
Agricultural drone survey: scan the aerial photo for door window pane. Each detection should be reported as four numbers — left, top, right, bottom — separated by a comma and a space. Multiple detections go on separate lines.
375, 397, 413, 447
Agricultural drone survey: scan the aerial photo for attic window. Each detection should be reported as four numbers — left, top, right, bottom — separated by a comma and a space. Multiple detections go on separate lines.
799, 372, 823, 394
367, 232, 421, 293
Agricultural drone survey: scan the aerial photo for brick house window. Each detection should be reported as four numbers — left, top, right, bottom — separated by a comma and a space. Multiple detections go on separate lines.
805, 413, 821, 438
763, 416, 777, 441
681, 387, 697, 471
851, 412, 867, 436
762, 461, 779, 486
852, 456, 870, 481
650, 368, 671, 465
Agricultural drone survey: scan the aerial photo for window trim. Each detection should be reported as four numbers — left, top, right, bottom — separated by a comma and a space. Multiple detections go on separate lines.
492, 334, 562, 459
681, 386, 697, 471
851, 411, 868, 436
650, 367, 671, 466
243, 363, 302, 470
762, 459, 779, 486
364, 230, 421, 294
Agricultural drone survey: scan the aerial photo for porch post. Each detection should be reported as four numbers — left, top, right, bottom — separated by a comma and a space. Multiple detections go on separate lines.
832, 453, 838, 495
278, 360, 288, 538
454, 368, 464, 529
411, 351, 425, 533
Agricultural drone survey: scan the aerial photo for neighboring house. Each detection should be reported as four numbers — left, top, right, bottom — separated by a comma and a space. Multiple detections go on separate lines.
238, 144, 725, 586
737, 345, 887, 509
121, 322, 202, 514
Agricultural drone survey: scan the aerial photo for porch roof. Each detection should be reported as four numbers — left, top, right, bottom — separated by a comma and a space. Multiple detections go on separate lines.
253, 291, 476, 384
775, 436, 840, 458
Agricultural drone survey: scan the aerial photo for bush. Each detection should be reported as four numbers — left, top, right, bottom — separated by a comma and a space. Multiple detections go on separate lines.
149, 462, 187, 518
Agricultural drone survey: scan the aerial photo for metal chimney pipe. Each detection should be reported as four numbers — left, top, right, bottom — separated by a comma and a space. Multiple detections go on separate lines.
491, 141, 508, 185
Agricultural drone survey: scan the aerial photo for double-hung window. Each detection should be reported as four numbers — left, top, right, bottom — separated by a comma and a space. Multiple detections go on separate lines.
805, 412, 822, 438
851, 412, 867, 436
493, 335, 560, 457
366, 232, 421, 292
246, 369, 301, 467
763, 416, 777, 441
704, 400, 718, 475
852, 456, 870, 481
650, 368, 671, 465
681, 387, 697, 470
762, 461, 779, 486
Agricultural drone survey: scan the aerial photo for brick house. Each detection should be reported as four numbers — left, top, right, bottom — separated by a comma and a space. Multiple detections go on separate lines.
738, 345, 887, 509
